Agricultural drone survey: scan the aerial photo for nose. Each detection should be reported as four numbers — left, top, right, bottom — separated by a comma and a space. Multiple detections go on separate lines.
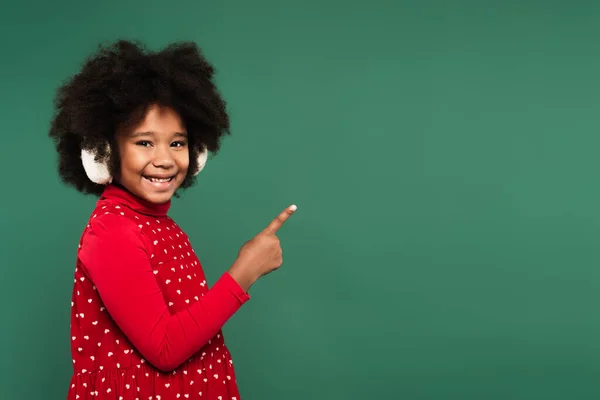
152, 146, 175, 169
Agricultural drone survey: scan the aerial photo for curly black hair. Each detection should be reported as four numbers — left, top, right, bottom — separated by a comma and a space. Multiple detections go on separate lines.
48, 39, 231, 196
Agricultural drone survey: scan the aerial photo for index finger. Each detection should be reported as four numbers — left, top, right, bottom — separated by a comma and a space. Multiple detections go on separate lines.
263, 205, 297, 235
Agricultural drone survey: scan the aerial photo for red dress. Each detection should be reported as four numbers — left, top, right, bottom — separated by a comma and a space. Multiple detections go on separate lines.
67, 184, 250, 400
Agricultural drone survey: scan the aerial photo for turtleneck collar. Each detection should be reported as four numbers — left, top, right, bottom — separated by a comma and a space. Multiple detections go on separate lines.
100, 183, 171, 217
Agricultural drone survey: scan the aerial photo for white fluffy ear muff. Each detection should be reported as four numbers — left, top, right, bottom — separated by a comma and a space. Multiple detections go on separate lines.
193, 146, 208, 176
81, 145, 113, 185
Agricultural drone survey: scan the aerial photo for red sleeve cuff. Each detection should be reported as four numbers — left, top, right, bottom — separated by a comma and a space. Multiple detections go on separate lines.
219, 272, 251, 304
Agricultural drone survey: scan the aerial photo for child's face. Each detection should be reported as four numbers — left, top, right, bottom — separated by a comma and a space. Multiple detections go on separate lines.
115, 104, 189, 204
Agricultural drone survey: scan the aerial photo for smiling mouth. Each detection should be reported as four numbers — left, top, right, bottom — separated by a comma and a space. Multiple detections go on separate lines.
143, 175, 175, 183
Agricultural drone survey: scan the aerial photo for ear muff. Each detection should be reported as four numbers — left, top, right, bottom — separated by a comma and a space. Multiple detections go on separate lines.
193, 146, 208, 176
81, 144, 209, 184
81, 145, 112, 185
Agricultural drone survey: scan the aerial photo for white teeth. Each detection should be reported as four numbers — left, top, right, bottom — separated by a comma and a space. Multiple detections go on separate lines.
146, 177, 172, 183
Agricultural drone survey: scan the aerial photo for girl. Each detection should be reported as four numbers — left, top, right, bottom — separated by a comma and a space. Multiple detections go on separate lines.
49, 39, 296, 400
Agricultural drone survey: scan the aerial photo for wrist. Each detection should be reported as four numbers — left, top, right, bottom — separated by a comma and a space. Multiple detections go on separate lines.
227, 260, 258, 293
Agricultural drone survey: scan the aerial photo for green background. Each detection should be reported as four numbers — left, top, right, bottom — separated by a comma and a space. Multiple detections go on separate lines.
1, 0, 600, 399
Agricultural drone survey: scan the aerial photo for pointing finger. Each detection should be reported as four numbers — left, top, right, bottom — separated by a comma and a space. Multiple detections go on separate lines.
263, 205, 297, 235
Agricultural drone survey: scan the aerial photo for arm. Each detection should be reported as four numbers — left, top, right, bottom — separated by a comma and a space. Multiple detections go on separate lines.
78, 213, 249, 372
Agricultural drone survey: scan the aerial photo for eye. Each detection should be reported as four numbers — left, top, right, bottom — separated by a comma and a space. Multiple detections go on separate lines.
136, 140, 152, 147
171, 141, 187, 148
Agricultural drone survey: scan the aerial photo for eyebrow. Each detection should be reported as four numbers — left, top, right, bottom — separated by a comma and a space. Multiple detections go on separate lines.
129, 131, 188, 138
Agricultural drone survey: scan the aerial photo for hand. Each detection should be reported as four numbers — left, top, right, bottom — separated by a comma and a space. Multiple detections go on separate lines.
228, 205, 297, 292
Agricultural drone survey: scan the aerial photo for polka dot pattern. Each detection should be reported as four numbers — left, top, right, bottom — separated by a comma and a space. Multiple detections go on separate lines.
67, 186, 242, 400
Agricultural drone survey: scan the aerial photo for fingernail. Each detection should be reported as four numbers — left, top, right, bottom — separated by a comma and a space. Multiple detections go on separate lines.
290, 205, 297, 211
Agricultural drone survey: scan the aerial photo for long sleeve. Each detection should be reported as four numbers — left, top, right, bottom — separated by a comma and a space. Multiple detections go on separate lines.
78, 213, 250, 372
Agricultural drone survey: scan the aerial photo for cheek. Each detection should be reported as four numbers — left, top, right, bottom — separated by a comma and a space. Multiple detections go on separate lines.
120, 147, 148, 174
177, 152, 190, 173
